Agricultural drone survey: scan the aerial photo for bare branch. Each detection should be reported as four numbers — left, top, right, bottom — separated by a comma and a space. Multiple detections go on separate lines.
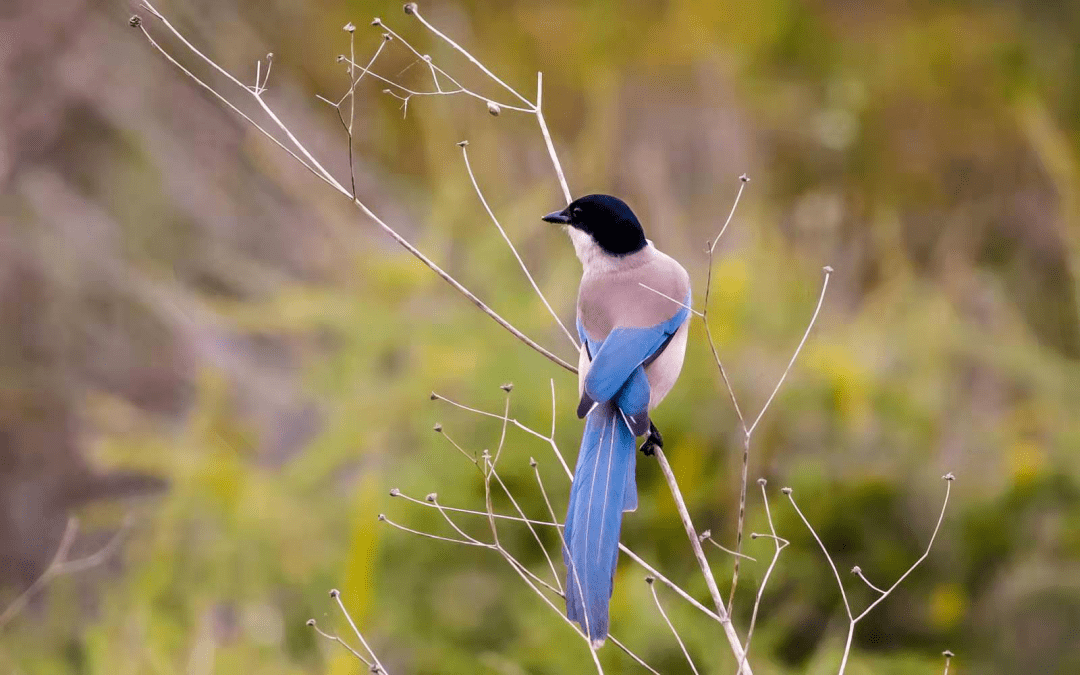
138, 2, 576, 375
653, 449, 752, 674
307, 619, 373, 668
338, 55, 534, 114
394, 488, 558, 526
709, 175, 749, 252
700, 532, 756, 562
747, 266, 831, 436
726, 435, 750, 614
433, 425, 479, 465
480, 450, 604, 674
490, 463, 564, 593
378, 513, 492, 547
461, 143, 578, 349
637, 283, 705, 318
784, 488, 853, 620
851, 566, 886, 595
853, 476, 953, 623
737, 480, 789, 675
0, 518, 129, 631
786, 475, 955, 675
489, 394, 513, 472
431, 390, 573, 477
331, 589, 387, 673
536, 72, 572, 204
609, 636, 661, 675
405, 4, 534, 109
647, 577, 700, 675
432, 390, 754, 637
426, 495, 487, 545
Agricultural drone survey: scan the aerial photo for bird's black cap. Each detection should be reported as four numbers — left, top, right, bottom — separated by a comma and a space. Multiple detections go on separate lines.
543, 194, 647, 256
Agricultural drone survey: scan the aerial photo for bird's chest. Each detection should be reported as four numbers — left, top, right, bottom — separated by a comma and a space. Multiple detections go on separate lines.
576, 268, 672, 342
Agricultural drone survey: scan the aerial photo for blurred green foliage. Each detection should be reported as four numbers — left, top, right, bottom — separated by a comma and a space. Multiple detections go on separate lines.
2, 0, 1080, 673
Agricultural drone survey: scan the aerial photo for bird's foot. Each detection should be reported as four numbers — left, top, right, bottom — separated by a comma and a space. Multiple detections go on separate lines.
639, 423, 663, 456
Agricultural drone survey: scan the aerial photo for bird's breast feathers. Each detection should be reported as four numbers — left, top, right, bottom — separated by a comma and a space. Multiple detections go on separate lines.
576, 245, 691, 343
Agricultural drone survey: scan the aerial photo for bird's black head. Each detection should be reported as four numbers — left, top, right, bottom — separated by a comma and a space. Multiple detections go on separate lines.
542, 194, 647, 256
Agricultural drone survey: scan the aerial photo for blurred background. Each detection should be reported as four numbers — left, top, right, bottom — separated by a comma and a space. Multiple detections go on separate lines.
2, 0, 1079, 672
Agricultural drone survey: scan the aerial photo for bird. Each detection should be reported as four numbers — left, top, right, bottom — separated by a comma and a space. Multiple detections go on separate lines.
543, 194, 691, 647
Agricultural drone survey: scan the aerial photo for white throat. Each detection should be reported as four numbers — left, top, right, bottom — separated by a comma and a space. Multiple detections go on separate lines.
566, 227, 653, 274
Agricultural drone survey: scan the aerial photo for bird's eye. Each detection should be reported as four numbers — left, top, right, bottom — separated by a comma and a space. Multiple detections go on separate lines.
571, 207, 583, 218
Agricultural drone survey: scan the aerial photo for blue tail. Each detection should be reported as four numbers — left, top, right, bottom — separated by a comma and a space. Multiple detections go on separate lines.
564, 402, 637, 646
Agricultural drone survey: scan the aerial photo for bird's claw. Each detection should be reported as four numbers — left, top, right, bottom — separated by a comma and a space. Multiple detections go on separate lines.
639, 423, 663, 456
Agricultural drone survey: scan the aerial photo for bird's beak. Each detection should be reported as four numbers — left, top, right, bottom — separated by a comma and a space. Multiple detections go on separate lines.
542, 208, 571, 224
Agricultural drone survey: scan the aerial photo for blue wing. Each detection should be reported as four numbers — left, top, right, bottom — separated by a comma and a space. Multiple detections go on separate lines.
576, 297, 689, 429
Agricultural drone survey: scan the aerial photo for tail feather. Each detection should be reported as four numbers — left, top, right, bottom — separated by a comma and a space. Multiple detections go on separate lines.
564, 402, 636, 645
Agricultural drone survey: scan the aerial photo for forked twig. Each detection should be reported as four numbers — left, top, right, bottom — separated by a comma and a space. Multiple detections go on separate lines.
430, 391, 743, 628
636, 174, 830, 617
0, 517, 130, 631
307, 619, 373, 668
137, 1, 576, 375
784, 474, 955, 675
737, 480, 789, 675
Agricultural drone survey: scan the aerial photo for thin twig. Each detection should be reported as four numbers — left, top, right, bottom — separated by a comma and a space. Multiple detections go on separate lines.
427, 496, 486, 545
490, 395, 513, 472
434, 427, 478, 465
481, 452, 604, 673
378, 514, 493, 547
737, 481, 789, 675
747, 267, 832, 436
432, 391, 573, 477
709, 177, 748, 253
851, 566, 886, 595
701, 533, 756, 562
648, 578, 700, 675
138, 2, 576, 375
490, 466, 564, 593
726, 434, 751, 615
786, 475, 955, 675
942, 650, 954, 675
331, 590, 387, 673
395, 489, 558, 527
307, 620, 373, 668
346, 26, 357, 195
461, 142, 578, 349
433, 390, 749, 630
406, 4, 535, 109
532, 457, 596, 654
785, 489, 853, 620
338, 55, 534, 114
609, 636, 661, 675
340, 34, 387, 198
536, 72, 572, 204
726, 259, 831, 611
698, 178, 754, 613
637, 283, 705, 318
0, 518, 129, 631
853, 477, 953, 623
